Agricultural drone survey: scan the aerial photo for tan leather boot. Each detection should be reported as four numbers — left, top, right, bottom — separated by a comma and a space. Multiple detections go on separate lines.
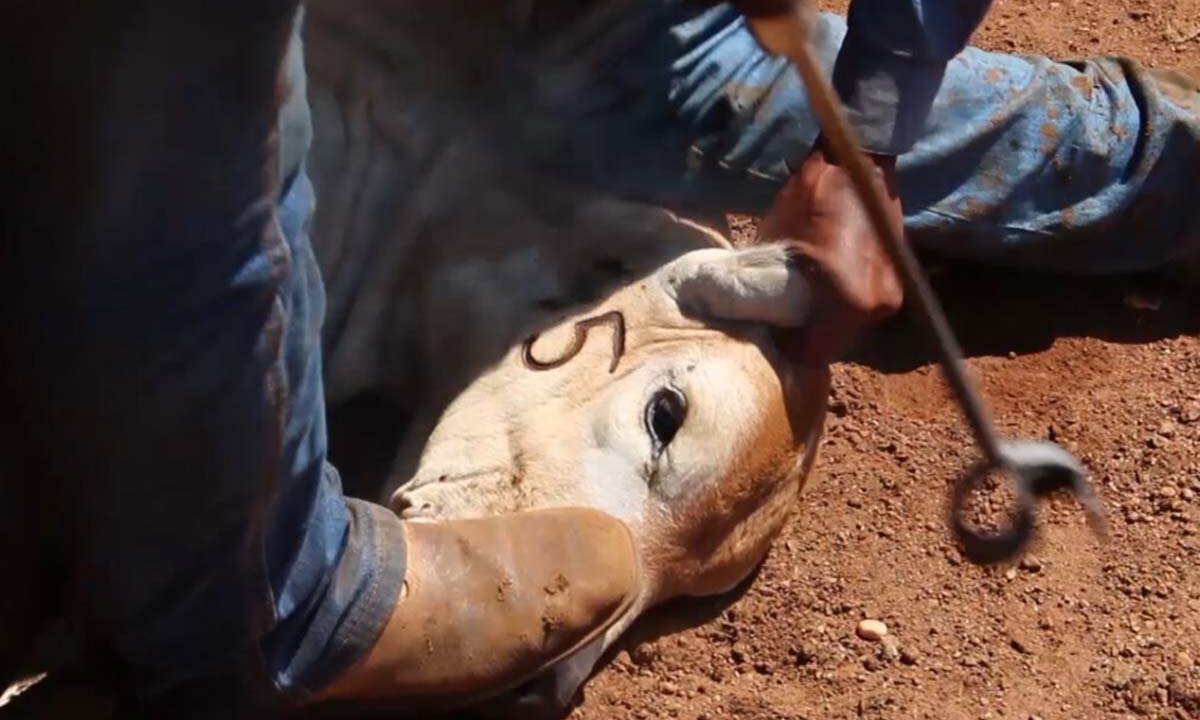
312, 507, 639, 713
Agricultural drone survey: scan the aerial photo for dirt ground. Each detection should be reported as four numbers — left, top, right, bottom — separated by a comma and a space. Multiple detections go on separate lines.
560, 267, 1199, 720
3, 2, 1198, 720
535, 2, 1200, 719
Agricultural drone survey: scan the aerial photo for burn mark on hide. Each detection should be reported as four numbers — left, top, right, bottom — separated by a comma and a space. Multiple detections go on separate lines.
521, 310, 627, 374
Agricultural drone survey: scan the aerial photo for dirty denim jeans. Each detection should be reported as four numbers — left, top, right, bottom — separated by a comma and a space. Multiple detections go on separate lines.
1, 2, 404, 715
513, 4, 1200, 274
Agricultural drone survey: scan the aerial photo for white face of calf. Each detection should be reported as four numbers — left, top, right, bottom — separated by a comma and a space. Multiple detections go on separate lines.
391, 243, 830, 638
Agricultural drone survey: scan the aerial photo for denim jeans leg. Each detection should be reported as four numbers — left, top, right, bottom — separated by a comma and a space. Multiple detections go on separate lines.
2, 3, 405, 713
524, 3, 1200, 274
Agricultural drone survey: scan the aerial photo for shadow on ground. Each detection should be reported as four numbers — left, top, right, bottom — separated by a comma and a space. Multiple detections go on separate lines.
845, 259, 1199, 374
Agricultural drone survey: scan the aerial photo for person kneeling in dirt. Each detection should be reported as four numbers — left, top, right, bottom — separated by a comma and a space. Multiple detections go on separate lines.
1, 0, 1197, 718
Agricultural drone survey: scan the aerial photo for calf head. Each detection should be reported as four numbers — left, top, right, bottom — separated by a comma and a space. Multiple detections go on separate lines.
390, 240, 830, 711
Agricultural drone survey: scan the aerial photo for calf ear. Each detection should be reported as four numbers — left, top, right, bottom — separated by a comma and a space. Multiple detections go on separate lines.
657, 244, 811, 327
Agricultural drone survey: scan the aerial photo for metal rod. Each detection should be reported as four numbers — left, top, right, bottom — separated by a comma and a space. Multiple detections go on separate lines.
781, 23, 1007, 468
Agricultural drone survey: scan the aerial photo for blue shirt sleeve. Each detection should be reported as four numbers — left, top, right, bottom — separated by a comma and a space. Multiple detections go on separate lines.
831, 0, 995, 155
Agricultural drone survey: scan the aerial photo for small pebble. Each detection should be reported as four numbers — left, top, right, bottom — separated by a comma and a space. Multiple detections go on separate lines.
630, 642, 660, 667
1019, 555, 1044, 572
1178, 651, 1195, 668
857, 619, 889, 642
1010, 637, 1034, 655
793, 643, 818, 666
1004, 568, 1018, 581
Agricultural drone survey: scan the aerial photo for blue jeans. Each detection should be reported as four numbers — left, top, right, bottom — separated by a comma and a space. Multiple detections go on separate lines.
506, 5, 1199, 274
2, 2, 403, 714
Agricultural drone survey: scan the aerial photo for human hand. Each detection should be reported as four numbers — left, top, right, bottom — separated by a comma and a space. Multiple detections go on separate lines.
757, 140, 905, 366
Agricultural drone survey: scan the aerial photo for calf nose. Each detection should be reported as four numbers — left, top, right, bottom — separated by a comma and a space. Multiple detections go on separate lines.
391, 490, 437, 520
391, 492, 413, 515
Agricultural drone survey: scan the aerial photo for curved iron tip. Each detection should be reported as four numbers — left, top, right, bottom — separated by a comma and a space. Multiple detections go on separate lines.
949, 439, 1108, 566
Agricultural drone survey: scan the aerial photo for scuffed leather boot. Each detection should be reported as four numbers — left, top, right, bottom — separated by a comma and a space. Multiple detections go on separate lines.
312, 507, 639, 713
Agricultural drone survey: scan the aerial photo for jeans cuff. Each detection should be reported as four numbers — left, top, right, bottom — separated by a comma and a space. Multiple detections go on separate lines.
284, 496, 407, 702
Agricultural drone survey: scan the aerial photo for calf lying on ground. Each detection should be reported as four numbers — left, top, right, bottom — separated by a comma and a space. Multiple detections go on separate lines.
390, 232, 830, 714
308, 134, 830, 715
300, 5, 832, 712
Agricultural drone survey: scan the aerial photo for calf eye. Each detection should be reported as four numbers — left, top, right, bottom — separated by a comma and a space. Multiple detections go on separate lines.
645, 388, 687, 453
